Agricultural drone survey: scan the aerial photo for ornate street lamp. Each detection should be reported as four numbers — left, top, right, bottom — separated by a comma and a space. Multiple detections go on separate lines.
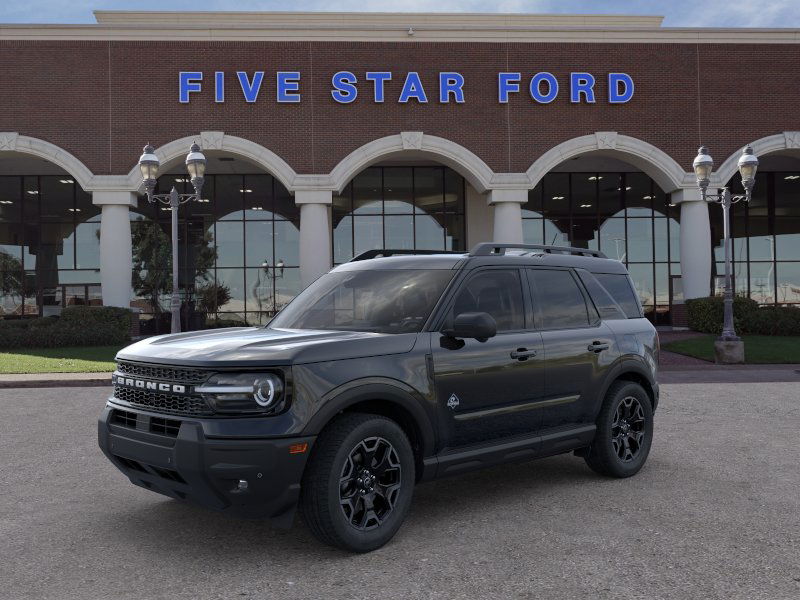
138, 142, 206, 333
692, 144, 759, 361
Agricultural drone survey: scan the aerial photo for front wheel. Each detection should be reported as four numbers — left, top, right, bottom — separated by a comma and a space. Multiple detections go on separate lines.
300, 413, 415, 552
584, 381, 654, 478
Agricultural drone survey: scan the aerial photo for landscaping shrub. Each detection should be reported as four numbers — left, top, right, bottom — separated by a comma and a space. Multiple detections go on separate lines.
686, 296, 800, 336
0, 306, 132, 349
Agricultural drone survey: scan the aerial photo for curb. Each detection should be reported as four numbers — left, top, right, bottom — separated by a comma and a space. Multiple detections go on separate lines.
0, 377, 111, 389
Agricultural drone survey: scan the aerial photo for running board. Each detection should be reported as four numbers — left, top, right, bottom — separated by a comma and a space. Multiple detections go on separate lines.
433, 424, 596, 478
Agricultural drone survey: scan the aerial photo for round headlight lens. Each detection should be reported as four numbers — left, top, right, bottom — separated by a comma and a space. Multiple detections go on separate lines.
254, 375, 283, 407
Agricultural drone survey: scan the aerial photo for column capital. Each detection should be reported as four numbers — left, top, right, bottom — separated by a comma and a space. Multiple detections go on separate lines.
670, 188, 704, 204
487, 188, 529, 206
294, 189, 333, 205
92, 190, 138, 207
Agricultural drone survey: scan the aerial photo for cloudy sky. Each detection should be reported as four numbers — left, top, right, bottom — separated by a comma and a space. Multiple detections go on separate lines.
1, 0, 798, 27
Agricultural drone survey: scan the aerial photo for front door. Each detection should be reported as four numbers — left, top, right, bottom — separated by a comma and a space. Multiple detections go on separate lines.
431, 268, 545, 449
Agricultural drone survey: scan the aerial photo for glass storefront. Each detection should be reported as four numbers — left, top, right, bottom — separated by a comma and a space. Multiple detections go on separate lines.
130, 173, 301, 333
0, 176, 101, 318
523, 172, 679, 324
332, 166, 466, 264
714, 171, 800, 305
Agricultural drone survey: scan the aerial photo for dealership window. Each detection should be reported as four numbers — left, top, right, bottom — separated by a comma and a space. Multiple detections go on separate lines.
332, 166, 466, 264
523, 172, 679, 324
713, 171, 800, 306
0, 175, 101, 318
130, 173, 301, 333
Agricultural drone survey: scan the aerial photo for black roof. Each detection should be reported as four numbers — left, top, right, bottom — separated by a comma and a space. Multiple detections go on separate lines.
337, 244, 629, 274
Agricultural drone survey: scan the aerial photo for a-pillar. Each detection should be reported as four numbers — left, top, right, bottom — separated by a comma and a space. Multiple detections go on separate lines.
93, 190, 137, 308
296, 190, 333, 288
488, 189, 527, 243
673, 188, 712, 300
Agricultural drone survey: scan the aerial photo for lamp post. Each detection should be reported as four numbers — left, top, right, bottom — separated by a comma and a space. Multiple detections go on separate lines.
692, 144, 759, 362
138, 142, 207, 334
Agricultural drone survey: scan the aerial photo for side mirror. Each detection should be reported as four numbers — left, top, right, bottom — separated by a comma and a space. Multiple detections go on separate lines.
442, 312, 497, 342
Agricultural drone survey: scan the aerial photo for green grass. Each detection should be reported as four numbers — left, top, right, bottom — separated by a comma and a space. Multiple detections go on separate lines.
663, 335, 800, 364
0, 345, 125, 374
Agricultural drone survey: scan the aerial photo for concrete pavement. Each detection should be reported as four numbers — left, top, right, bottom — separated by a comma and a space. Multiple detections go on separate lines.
1, 384, 799, 599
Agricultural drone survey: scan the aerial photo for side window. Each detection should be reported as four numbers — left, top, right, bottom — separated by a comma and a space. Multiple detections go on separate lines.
576, 269, 626, 320
528, 269, 590, 329
449, 269, 525, 332
593, 273, 643, 319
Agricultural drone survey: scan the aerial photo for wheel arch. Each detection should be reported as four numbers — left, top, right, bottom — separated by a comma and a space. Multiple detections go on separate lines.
599, 360, 659, 412
302, 381, 437, 481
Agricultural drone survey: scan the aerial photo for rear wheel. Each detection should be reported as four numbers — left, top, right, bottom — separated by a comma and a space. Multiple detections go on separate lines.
584, 381, 653, 478
301, 413, 415, 552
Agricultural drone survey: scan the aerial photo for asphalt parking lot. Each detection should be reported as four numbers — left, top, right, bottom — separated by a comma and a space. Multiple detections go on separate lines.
1, 383, 799, 600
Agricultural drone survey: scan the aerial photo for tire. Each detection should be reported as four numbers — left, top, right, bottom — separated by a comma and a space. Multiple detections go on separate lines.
584, 381, 654, 478
300, 413, 415, 553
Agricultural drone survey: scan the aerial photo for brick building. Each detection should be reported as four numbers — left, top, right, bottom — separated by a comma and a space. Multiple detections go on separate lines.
0, 11, 798, 331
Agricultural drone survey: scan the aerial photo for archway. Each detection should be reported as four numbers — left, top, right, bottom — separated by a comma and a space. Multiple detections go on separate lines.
712, 136, 800, 307
129, 148, 301, 333
0, 144, 101, 318
524, 150, 682, 325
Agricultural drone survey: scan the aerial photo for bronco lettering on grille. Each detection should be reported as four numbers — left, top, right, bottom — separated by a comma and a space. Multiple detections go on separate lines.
112, 373, 187, 394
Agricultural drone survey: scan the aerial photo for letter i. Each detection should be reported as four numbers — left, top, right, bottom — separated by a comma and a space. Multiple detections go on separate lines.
215, 71, 225, 103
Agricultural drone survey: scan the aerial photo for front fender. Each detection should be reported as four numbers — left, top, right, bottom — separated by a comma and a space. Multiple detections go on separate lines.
301, 378, 437, 459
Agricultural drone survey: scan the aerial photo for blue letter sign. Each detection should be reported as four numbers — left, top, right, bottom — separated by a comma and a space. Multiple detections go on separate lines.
277, 72, 301, 103
331, 71, 358, 103
498, 73, 521, 103
608, 73, 634, 103
237, 71, 264, 103
399, 72, 428, 103
179, 72, 203, 103
439, 72, 465, 103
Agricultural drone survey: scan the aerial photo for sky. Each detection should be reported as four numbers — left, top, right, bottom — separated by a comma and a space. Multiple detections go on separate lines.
1, 0, 799, 27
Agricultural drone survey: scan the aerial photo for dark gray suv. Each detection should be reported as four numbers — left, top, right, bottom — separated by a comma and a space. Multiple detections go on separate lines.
98, 243, 658, 552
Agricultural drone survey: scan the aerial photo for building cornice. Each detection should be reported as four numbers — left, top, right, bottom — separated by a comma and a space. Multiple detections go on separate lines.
0, 11, 798, 43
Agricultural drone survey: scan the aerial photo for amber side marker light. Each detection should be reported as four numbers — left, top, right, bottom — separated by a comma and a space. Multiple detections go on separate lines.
289, 443, 308, 454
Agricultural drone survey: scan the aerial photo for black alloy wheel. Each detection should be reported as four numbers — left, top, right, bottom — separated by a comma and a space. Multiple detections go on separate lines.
611, 396, 646, 463
339, 436, 402, 531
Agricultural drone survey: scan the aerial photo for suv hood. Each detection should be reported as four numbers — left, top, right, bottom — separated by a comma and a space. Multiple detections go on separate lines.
116, 327, 418, 367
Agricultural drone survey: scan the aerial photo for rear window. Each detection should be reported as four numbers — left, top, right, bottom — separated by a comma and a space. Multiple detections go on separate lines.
528, 269, 591, 329
593, 273, 642, 319
576, 270, 627, 320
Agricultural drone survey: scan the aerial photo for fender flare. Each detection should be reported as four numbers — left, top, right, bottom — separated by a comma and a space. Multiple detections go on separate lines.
301, 378, 437, 458
598, 357, 659, 411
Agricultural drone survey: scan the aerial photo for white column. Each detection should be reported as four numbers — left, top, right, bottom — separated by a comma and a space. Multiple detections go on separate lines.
488, 189, 527, 243
674, 188, 712, 300
296, 190, 333, 288
94, 191, 137, 308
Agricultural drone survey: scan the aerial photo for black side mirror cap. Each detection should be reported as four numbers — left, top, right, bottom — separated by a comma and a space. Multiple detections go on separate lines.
442, 311, 497, 342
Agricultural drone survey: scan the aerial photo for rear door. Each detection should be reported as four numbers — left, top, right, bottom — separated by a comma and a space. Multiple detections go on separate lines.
430, 267, 545, 449
526, 268, 618, 430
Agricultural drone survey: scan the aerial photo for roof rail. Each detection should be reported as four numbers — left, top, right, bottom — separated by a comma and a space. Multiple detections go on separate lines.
469, 243, 607, 259
349, 249, 465, 262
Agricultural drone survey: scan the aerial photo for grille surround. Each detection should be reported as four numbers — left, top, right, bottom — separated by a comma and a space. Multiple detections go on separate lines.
113, 361, 213, 416
116, 361, 210, 385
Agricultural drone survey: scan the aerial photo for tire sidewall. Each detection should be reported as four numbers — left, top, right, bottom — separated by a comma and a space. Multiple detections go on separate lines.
323, 418, 415, 552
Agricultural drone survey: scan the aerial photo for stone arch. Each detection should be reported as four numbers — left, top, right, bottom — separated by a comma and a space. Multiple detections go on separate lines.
526, 132, 691, 193
328, 132, 496, 194
123, 131, 298, 192
714, 131, 800, 186
0, 132, 95, 190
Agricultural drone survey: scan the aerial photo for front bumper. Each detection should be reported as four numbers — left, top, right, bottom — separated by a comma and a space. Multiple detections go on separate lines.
98, 403, 315, 526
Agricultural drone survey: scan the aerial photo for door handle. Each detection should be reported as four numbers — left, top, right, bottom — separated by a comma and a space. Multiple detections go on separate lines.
588, 341, 610, 352
511, 348, 537, 361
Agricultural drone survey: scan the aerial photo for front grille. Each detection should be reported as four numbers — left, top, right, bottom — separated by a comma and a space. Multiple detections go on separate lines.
113, 385, 213, 416
116, 361, 210, 385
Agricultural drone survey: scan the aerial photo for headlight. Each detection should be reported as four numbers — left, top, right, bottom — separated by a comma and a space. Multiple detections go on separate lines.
196, 373, 284, 414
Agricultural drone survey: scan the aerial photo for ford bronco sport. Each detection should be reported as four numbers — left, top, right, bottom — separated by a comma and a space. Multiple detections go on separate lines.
98, 243, 658, 552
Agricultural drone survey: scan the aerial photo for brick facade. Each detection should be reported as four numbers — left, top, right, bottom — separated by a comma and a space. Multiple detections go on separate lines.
1, 39, 798, 177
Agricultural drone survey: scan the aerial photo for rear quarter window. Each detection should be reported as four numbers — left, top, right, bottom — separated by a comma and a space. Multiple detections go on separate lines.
592, 272, 643, 319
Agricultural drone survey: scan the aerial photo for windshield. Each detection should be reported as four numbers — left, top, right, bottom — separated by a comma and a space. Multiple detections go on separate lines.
269, 269, 455, 333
